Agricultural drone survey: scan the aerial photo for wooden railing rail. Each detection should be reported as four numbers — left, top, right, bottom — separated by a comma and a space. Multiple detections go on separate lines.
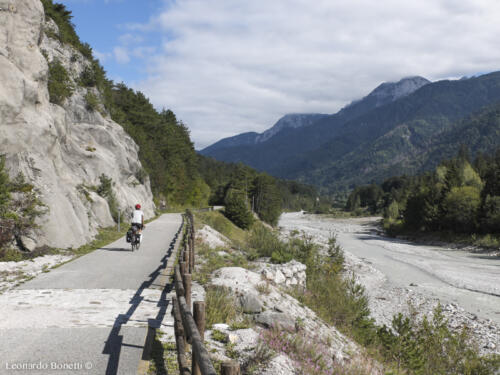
173, 210, 241, 375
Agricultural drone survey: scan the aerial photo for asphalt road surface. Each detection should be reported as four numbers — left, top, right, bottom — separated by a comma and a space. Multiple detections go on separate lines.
0, 213, 182, 375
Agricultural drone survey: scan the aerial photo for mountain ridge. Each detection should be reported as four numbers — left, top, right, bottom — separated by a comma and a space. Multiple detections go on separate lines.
201, 72, 500, 192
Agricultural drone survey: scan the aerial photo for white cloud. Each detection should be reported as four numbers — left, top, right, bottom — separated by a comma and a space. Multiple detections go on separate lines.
93, 49, 111, 63
134, 0, 500, 149
119, 33, 144, 45
113, 46, 130, 64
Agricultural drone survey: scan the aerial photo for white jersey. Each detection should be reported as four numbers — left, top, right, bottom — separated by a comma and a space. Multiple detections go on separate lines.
132, 209, 144, 224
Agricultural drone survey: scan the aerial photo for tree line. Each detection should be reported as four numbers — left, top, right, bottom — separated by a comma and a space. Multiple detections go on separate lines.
198, 156, 325, 228
347, 145, 500, 237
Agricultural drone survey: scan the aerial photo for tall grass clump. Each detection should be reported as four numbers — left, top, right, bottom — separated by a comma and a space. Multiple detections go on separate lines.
205, 286, 239, 328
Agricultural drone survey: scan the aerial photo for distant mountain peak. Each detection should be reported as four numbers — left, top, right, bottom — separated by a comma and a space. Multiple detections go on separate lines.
256, 113, 328, 143
345, 76, 430, 111
200, 113, 327, 154
369, 76, 431, 103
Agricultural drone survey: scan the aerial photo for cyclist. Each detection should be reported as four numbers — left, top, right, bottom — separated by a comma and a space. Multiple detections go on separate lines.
131, 203, 145, 243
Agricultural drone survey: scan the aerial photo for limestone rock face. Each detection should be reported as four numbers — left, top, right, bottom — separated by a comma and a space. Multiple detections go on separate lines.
0, 0, 155, 249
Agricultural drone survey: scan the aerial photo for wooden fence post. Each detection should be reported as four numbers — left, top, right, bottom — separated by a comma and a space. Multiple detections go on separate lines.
180, 261, 186, 277
183, 273, 192, 312
172, 296, 189, 373
190, 233, 195, 273
221, 361, 240, 375
192, 301, 206, 375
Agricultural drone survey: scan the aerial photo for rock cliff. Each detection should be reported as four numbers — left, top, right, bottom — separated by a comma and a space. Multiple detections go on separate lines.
0, 0, 154, 249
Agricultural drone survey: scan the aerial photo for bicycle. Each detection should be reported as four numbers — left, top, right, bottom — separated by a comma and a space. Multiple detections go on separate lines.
127, 226, 141, 251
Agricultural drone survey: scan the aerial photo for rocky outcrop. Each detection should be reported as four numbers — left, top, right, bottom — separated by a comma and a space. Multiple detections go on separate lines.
255, 259, 307, 288
196, 225, 230, 249
210, 267, 359, 363
0, 0, 154, 249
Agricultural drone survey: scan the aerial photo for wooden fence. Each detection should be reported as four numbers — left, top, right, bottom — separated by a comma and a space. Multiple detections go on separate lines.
174, 210, 240, 375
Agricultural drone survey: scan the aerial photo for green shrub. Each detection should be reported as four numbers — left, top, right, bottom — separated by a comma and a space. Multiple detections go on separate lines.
84, 92, 100, 112
246, 225, 286, 260
0, 171, 48, 253
96, 174, 119, 223
47, 60, 73, 105
378, 305, 500, 374
211, 329, 227, 343
79, 66, 97, 87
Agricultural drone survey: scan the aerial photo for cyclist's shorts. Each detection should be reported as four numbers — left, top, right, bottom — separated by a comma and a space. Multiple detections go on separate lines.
131, 223, 143, 230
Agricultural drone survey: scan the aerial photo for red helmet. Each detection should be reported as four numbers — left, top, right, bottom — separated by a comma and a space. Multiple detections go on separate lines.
135, 204, 141, 209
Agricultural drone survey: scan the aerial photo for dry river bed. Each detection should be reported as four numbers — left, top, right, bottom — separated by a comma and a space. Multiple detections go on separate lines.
278, 212, 500, 355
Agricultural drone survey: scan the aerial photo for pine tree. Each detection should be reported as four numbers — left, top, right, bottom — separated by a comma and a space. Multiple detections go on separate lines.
224, 188, 253, 229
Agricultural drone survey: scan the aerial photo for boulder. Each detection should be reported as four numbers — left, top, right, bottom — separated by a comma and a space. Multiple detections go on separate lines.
255, 310, 295, 331
239, 293, 262, 314
211, 267, 262, 294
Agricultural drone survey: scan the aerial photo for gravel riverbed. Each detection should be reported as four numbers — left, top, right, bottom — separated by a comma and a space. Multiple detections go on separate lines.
279, 212, 500, 355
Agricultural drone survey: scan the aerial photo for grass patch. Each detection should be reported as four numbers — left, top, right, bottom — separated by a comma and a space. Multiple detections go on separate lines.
211, 329, 227, 343
194, 211, 247, 245
205, 286, 240, 328
147, 332, 178, 375
70, 226, 127, 257
193, 243, 250, 285
0, 246, 60, 262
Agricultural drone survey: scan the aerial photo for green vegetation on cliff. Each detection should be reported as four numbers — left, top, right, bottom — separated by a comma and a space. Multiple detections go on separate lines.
0, 158, 47, 256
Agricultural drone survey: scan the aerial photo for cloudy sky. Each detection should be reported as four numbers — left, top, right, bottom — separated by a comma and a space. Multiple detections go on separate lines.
65, 0, 500, 149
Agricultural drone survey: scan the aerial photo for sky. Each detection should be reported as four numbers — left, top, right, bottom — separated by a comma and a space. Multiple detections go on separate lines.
62, 0, 500, 149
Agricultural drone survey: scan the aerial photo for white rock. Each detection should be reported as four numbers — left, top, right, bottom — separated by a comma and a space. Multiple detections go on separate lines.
281, 267, 293, 278
274, 270, 286, 284
262, 269, 274, 280
211, 267, 262, 294
260, 354, 296, 375
196, 225, 230, 249
212, 323, 230, 331
227, 333, 239, 344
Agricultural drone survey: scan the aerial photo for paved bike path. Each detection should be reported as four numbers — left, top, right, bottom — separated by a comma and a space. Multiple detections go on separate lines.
0, 213, 182, 375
